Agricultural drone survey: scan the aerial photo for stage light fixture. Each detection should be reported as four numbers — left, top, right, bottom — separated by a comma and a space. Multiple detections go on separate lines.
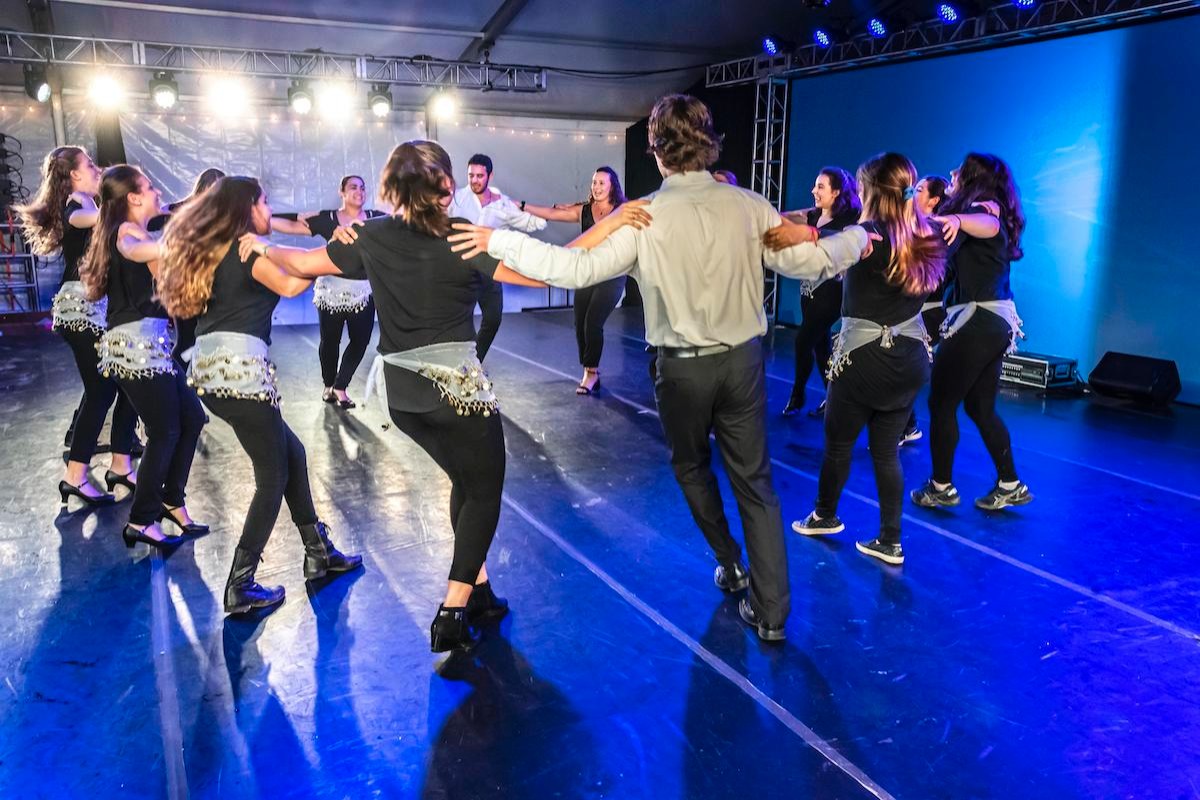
316, 82, 353, 118
207, 74, 250, 115
368, 84, 393, 118
148, 71, 178, 110
288, 81, 313, 115
867, 17, 888, 37
87, 74, 125, 109
1012, 0, 1036, 7
430, 90, 457, 120
24, 65, 50, 104
937, 3, 960, 22
814, 29, 833, 47
762, 36, 781, 55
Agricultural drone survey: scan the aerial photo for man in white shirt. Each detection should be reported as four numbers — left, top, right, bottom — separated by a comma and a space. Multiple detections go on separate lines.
449, 95, 871, 642
449, 153, 547, 359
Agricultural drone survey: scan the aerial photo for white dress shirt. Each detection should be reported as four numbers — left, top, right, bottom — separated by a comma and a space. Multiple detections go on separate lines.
450, 186, 547, 233
487, 170, 868, 349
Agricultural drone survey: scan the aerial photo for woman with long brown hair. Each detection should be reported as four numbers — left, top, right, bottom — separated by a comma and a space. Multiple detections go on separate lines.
80, 164, 207, 547
157, 176, 361, 615
912, 152, 1032, 512
775, 152, 947, 565
236, 140, 555, 653
17, 146, 139, 507
521, 166, 630, 394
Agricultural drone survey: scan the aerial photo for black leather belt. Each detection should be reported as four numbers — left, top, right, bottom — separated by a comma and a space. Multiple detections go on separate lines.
658, 338, 756, 359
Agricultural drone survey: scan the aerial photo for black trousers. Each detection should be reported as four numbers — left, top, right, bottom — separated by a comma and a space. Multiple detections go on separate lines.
60, 327, 138, 463
172, 316, 198, 371
906, 306, 948, 431
790, 280, 842, 404
201, 396, 319, 556
574, 276, 626, 369
389, 404, 505, 585
318, 299, 375, 390
654, 341, 789, 627
115, 368, 205, 526
475, 277, 503, 361
928, 309, 1018, 484
816, 339, 929, 544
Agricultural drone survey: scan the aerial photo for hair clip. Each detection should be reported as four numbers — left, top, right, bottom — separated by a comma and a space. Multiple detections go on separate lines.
902, 185, 916, 200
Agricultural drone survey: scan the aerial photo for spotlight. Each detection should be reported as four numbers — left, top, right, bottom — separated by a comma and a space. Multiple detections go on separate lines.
368, 84, 393, 118
288, 81, 313, 115
87, 74, 125, 109
316, 82, 353, 118
814, 29, 833, 48
430, 90, 457, 120
148, 71, 178, 110
207, 74, 250, 115
24, 65, 50, 104
937, 3, 960, 22
762, 36, 782, 55
867, 18, 888, 37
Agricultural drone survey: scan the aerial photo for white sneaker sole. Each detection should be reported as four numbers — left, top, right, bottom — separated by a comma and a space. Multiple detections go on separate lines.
791, 519, 845, 536
856, 541, 904, 565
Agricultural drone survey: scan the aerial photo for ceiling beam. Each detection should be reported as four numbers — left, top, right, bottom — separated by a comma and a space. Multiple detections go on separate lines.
459, 0, 531, 63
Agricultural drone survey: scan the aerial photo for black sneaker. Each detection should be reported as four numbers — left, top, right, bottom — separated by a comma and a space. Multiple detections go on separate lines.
791, 511, 845, 536
738, 598, 785, 642
910, 480, 961, 508
900, 426, 923, 446
856, 538, 904, 565
975, 482, 1034, 510
714, 561, 750, 593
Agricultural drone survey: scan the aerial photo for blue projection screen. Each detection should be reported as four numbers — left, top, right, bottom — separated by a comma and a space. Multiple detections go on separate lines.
778, 14, 1200, 402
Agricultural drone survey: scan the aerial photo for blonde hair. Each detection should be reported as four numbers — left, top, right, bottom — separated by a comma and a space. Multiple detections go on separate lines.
15, 146, 87, 256
856, 152, 946, 297
157, 176, 262, 319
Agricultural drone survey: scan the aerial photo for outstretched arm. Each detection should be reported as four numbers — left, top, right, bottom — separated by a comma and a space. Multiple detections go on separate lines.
567, 200, 652, 250
522, 202, 582, 223
116, 223, 163, 276
67, 192, 100, 229
250, 257, 313, 298
238, 234, 343, 277
764, 224, 871, 281
932, 212, 1000, 244
269, 211, 319, 237
449, 223, 637, 289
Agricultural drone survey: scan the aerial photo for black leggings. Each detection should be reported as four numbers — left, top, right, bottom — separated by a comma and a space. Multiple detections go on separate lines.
60, 327, 138, 463
389, 404, 505, 585
201, 396, 319, 556
318, 299, 375, 390
790, 279, 842, 403
816, 341, 929, 544
475, 277, 503, 361
928, 310, 1018, 484
906, 306, 947, 431
115, 368, 206, 526
172, 316, 198, 371
574, 277, 626, 369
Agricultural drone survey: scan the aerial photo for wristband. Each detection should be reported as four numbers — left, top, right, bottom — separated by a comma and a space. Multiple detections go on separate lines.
520, 200, 526, 211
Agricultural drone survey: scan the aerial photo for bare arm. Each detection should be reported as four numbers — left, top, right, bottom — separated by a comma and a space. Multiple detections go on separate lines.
250, 257, 313, 297
269, 211, 319, 236
493, 263, 546, 288
67, 192, 99, 228
932, 212, 1000, 244
116, 223, 163, 276
238, 234, 343, 277
566, 200, 652, 250
522, 202, 582, 223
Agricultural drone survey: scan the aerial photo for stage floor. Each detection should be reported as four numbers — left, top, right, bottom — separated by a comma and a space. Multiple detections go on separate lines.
1, 309, 1198, 799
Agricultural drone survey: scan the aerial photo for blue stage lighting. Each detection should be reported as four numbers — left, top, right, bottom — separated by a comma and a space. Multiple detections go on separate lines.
762, 37, 780, 55
868, 18, 888, 37
814, 29, 832, 48
937, 3, 960, 22
1012, 0, 1036, 7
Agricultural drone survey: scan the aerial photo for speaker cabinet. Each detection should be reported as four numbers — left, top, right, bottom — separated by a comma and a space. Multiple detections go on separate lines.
1088, 352, 1181, 405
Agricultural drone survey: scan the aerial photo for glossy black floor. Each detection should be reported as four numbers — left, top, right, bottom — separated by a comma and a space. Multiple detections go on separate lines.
2, 309, 1198, 800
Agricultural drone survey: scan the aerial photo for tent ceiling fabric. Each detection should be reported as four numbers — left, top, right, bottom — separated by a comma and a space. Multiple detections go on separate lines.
17, 0, 853, 119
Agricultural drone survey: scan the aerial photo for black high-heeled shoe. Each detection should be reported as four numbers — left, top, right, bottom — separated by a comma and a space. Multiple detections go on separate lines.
466, 581, 509, 625
430, 605, 478, 653
104, 470, 136, 494
160, 505, 210, 535
58, 480, 116, 508
334, 393, 356, 409
121, 523, 184, 549
322, 388, 336, 404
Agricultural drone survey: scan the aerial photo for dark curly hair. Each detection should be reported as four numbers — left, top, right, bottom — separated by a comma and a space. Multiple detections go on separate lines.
819, 166, 861, 220
940, 153, 1025, 261
647, 94, 722, 173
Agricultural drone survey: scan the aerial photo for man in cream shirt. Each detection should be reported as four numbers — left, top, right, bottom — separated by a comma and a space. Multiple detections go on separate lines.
449, 153, 546, 359
450, 96, 869, 642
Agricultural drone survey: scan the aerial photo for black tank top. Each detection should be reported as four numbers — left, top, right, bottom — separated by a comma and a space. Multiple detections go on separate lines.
60, 200, 92, 286
105, 231, 167, 328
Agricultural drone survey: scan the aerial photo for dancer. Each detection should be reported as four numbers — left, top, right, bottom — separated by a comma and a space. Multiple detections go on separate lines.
79, 165, 207, 547
911, 153, 1032, 511
448, 154, 547, 360
270, 175, 386, 408
17, 146, 138, 507
449, 95, 873, 642
521, 167, 630, 394
780, 153, 947, 565
157, 176, 361, 615
781, 167, 863, 417
238, 140, 548, 652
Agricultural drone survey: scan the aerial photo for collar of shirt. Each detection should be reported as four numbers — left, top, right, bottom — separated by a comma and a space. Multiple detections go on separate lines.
660, 170, 718, 190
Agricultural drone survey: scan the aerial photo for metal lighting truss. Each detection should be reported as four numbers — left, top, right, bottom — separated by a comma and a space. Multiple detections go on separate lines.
0, 31, 547, 91
750, 77, 790, 321
707, 0, 1200, 84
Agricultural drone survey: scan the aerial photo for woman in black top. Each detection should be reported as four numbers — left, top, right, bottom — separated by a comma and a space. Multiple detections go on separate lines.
271, 175, 386, 408
521, 166, 628, 395
240, 140, 549, 654
781, 167, 863, 417
911, 153, 1032, 512
17, 146, 138, 507
773, 153, 947, 565
157, 176, 361, 615
80, 165, 207, 548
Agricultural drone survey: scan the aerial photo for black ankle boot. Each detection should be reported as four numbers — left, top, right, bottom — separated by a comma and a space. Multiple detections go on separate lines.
466, 581, 509, 624
224, 546, 286, 614
298, 522, 364, 580
430, 605, 478, 653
